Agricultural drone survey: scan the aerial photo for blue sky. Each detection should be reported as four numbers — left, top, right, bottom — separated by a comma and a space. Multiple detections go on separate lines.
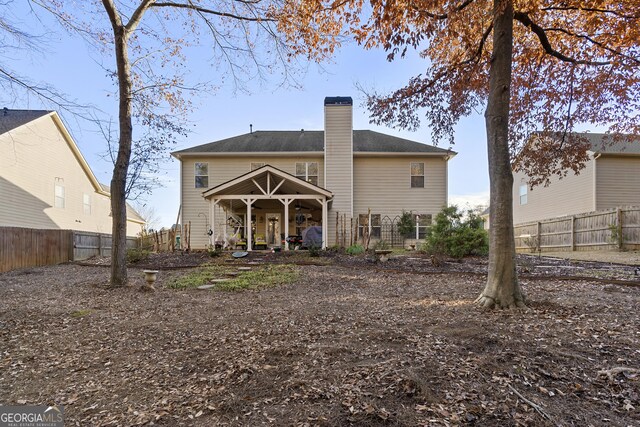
4, 4, 490, 227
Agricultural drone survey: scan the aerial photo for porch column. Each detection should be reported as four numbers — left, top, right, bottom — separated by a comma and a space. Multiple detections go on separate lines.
210, 199, 219, 248
320, 197, 328, 249
279, 197, 293, 251
242, 198, 256, 251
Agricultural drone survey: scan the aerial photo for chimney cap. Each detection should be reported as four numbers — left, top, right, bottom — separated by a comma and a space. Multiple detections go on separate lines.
324, 96, 352, 106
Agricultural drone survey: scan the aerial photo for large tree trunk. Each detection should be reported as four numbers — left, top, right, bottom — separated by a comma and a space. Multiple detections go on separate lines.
109, 25, 134, 287
476, 0, 525, 309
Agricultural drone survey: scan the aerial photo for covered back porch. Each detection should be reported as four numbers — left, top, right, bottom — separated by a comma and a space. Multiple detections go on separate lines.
202, 165, 333, 251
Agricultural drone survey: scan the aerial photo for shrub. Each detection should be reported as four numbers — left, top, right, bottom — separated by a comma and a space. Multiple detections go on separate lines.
397, 210, 415, 238
422, 206, 488, 258
373, 239, 390, 250
307, 244, 322, 257
126, 248, 150, 263
346, 244, 365, 255
207, 245, 223, 257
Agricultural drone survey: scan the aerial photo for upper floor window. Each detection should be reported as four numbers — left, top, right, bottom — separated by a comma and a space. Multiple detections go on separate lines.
83, 194, 91, 215
54, 181, 65, 208
296, 162, 318, 185
251, 162, 265, 171
519, 184, 528, 205
195, 162, 209, 188
410, 162, 425, 188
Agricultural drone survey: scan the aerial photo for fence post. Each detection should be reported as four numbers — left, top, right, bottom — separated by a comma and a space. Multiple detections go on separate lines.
617, 207, 624, 250
415, 215, 420, 240
570, 215, 576, 251
536, 221, 542, 252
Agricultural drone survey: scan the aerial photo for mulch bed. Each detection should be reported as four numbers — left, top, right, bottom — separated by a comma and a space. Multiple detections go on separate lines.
0, 251, 638, 426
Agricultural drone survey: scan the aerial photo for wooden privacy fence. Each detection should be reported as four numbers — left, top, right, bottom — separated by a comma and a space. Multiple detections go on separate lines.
1, 227, 139, 273
514, 206, 640, 253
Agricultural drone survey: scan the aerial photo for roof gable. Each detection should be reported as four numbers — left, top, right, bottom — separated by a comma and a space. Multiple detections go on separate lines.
172, 130, 455, 156
203, 164, 333, 199
0, 109, 51, 135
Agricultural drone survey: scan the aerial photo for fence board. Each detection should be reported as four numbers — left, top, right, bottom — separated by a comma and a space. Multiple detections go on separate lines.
515, 206, 640, 252
1, 227, 140, 272
0, 227, 73, 273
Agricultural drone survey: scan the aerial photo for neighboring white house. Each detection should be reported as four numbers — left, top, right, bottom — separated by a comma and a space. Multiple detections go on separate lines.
513, 133, 640, 224
0, 109, 145, 236
172, 97, 456, 250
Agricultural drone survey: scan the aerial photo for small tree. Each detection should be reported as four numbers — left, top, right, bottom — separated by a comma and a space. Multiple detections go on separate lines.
397, 210, 415, 238
423, 206, 489, 259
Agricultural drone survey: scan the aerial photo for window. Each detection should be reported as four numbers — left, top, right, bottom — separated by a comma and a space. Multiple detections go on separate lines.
295, 162, 318, 185
251, 162, 265, 171
83, 194, 91, 215
416, 213, 432, 239
54, 182, 65, 208
411, 162, 425, 188
194, 162, 209, 188
358, 213, 381, 239
519, 184, 528, 205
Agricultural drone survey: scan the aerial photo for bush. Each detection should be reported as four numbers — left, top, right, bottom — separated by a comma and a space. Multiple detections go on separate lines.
372, 239, 390, 250
207, 245, 223, 257
307, 244, 322, 257
397, 210, 415, 238
346, 244, 365, 255
126, 248, 150, 263
422, 206, 488, 258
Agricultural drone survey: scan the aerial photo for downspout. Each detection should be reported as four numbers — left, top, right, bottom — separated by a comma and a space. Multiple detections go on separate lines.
593, 152, 601, 211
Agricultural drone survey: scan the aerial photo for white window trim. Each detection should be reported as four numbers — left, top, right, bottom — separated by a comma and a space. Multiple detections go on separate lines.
83, 193, 91, 215
410, 162, 425, 188
519, 184, 528, 205
54, 182, 65, 209
295, 162, 319, 185
194, 162, 209, 188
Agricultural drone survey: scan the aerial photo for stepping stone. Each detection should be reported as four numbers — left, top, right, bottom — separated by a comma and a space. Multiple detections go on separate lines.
238, 267, 252, 271
210, 278, 230, 283
197, 285, 215, 290
225, 272, 240, 277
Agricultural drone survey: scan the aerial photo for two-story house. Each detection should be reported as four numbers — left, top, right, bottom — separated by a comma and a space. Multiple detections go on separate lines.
513, 132, 640, 224
172, 97, 455, 250
0, 109, 145, 236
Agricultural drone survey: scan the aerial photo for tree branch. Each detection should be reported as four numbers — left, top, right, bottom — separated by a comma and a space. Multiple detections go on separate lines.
514, 12, 611, 66
541, 27, 640, 65
412, 0, 477, 20
151, 1, 275, 22
541, 6, 639, 20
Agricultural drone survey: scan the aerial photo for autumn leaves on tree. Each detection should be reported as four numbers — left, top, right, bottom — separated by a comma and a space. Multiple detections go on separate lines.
322, 0, 638, 308
25, 1, 638, 307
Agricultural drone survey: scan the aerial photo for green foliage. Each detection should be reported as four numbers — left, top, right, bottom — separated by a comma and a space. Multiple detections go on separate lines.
126, 248, 150, 263
397, 210, 415, 238
346, 244, 365, 255
422, 206, 488, 258
372, 239, 390, 250
207, 245, 223, 257
307, 244, 322, 257
168, 264, 298, 291
608, 224, 624, 249
70, 309, 92, 318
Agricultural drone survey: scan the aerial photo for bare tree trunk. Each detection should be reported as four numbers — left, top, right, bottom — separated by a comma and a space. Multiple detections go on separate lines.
476, 0, 525, 309
104, 1, 135, 287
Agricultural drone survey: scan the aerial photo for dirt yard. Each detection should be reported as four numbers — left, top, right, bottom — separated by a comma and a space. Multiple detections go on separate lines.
1, 251, 638, 426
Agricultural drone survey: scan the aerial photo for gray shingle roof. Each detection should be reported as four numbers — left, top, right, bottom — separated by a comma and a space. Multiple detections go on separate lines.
173, 130, 454, 155
580, 133, 640, 155
0, 109, 51, 135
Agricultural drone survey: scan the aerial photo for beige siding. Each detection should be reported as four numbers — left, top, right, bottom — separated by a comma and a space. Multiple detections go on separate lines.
512, 159, 595, 224
0, 115, 141, 236
595, 156, 640, 210
353, 156, 447, 219
180, 155, 324, 249
324, 104, 353, 245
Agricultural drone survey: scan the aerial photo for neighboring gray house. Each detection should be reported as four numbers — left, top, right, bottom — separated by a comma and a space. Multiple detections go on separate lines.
172, 97, 456, 250
513, 133, 640, 224
0, 109, 145, 236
